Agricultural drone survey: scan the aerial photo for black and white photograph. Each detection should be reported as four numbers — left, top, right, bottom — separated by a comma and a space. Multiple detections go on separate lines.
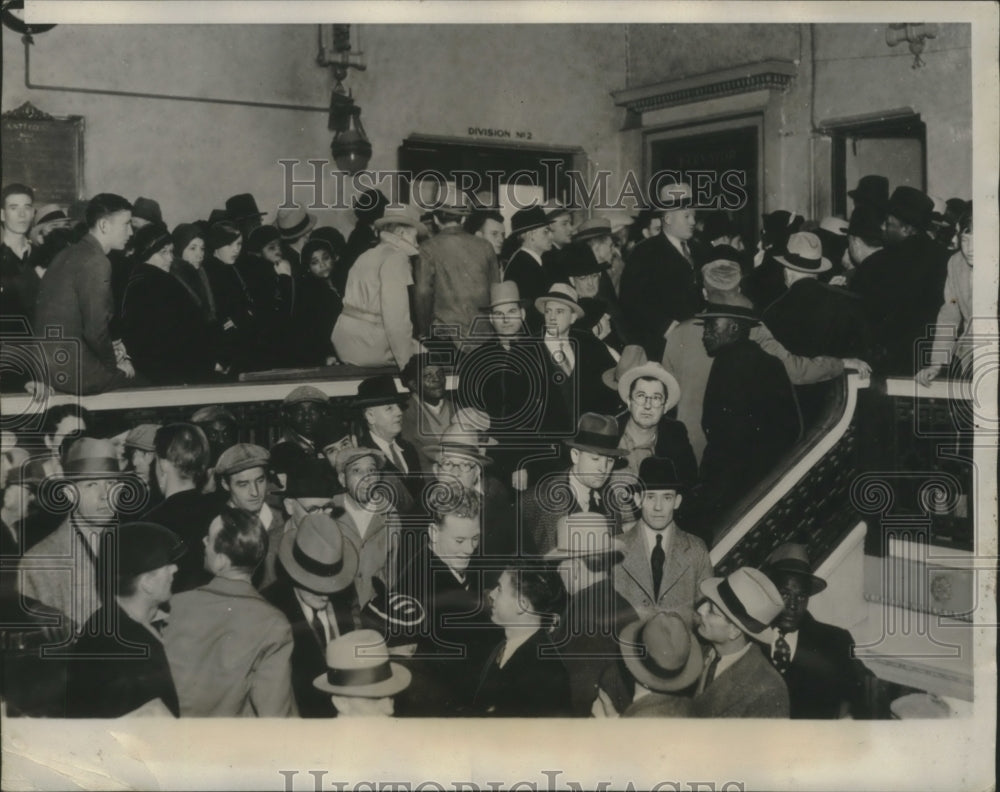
0, 1, 996, 790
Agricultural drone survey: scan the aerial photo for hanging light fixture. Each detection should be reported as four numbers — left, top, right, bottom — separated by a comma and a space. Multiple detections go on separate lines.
319, 24, 371, 174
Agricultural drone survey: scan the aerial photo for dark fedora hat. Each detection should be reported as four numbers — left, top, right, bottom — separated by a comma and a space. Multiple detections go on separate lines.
571, 217, 613, 242
887, 186, 934, 230
353, 376, 410, 409
634, 456, 685, 493
225, 193, 267, 221
847, 175, 890, 210
510, 206, 550, 236
563, 242, 609, 278
847, 205, 885, 242
762, 542, 828, 595
563, 412, 628, 458
132, 197, 163, 226
56, 438, 129, 478
761, 210, 804, 245
694, 302, 760, 325
620, 611, 703, 693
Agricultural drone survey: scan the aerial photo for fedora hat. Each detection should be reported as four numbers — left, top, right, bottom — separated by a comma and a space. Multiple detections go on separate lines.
274, 205, 317, 241
225, 193, 267, 221
563, 243, 610, 278
510, 206, 550, 236
313, 629, 412, 697
534, 282, 585, 320
546, 512, 622, 560
353, 376, 410, 409
847, 174, 890, 210
57, 438, 127, 478
700, 567, 784, 640
332, 446, 386, 474
701, 249, 743, 291
315, 414, 354, 453
602, 344, 647, 391
604, 210, 636, 234
572, 217, 613, 242
847, 205, 885, 242
427, 424, 494, 466
763, 542, 828, 595
774, 232, 832, 274
543, 201, 571, 220
132, 197, 163, 226
563, 413, 628, 458
761, 210, 804, 245
278, 512, 358, 594
886, 186, 934, 231
34, 204, 72, 229
617, 361, 681, 413
621, 611, 703, 693
654, 181, 693, 211
695, 302, 760, 325
105, 521, 186, 581
634, 456, 685, 493
480, 280, 523, 311
373, 205, 429, 236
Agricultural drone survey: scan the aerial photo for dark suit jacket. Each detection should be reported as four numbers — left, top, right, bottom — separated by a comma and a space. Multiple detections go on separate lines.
471, 628, 573, 717
691, 643, 789, 717
33, 234, 130, 395
456, 337, 550, 434
357, 427, 422, 508
619, 235, 701, 360
65, 604, 180, 717
615, 413, 698, 488
503, 249, 551, 333
521, 470, 624, 556
120, 263, 214, 385
536, 329, 620, 437
142, 489, 219, 593
763, 277, 873, 360
778, 611, 867, 719
262, 579, 354, 718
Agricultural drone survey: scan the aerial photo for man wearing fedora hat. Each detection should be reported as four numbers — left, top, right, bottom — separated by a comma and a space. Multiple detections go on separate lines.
847, 174, 890, 216
225, 193, 267, 239
503, 206, 555, 333
762, 543, 871, 719
697, 302, 800, 533
354, 375, 421, 504
274, 203, 317, 270
332, 205, 426, 369
619, 182, 702, 361
65, 521, 186, 718
611, 358, 697, 486
18, 437, 129, 630
313, 628, 412, 716
689, 566, 789, 717
561, 238, 629, 356
164, 506, 297, 716
741, 209, 806, 312
263, 510, 359, 718
414, 199, 500, 351
850, 185, 949, 376
521, 413, 628, 555
845, 204, 885, 271
614, 457, 710, 624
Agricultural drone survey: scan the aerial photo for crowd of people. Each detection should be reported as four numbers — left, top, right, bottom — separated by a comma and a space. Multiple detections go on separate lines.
0, 171, 973, 720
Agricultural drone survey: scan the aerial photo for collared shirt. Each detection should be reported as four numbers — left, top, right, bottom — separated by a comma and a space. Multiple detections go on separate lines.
641, 519, 675, 562
369, 433, 409, 474
294, 588, 336, 644
567, 473, 597, 512
665, 233, 692, 263
258, 502, 275, 530
619, 418, 658, 477
343, 496, 376, 540
543, 333, 575, 372
770, 629, 800, 662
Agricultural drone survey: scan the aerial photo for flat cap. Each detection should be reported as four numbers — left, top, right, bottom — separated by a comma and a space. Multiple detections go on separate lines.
104, 521, 186, 581
215, 443, 270, 476
283, 385, 329, 406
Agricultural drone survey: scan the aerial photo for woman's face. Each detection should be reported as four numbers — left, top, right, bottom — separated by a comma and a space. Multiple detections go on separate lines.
182, 237, 205, 268
215, 235, 243, 265
261, 240, 283, 265
309, 248, 334, 280
960, 225, 973, 266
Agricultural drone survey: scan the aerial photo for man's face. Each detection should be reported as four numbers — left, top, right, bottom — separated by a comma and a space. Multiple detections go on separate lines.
202, 419, 237, 462
430, 514, 481, 573
548, 214, 573, 247
590, 236, 614, 264
524, 225, 553, 253
544, 301, 574, 337
490, 303, 524, 337
569, 272, 600, 299
74, 478, 116, 523
340, 455, 379, 504
1, 192, 35, 235
286, 497, 336, 523
365, 404, 403, 440
882, 214, 910, 245
3, 483, 35, 514
434, 451, 481, 490
773, 572, 810, 633
636, 489, 682, 531
140, 563, 177, 605
642, 218, 662, 239
181, 237, 206, 268
701, 316, 738, 356
129, 449, 156, 480
488, 570, 523, 625
223, 466, 267, 513
662, 208, 696, 241
477, 218, 505, 255
960, 226, 973, 266
287, 401, 325, 440
416, 366, 446, 403
309, 247, 334, 279
570, 448, 614, 491
46, 415, 85, 454
695, 598, 738, 645
322, 434, 356, 468
628, 378, 667, 429
101, 211, 134, 251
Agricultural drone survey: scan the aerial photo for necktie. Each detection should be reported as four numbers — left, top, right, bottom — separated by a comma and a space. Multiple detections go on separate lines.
389, 443, 407, 473
680, 240, 692, 264
311, 607, 328, 645
651, 533, 665, 600
701, 650, 721, 692
555, 341, 573, 376
773, 631, 792, 675
587, 488, 601, 513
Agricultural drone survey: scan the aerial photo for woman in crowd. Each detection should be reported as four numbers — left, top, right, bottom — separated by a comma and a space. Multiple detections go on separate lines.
471, 566, 572, 717
293, 237, 344, 367
331, 205, 426, 369
120, 224, 213, 385
203, 221, 257, 375
170, 223, 216, 324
